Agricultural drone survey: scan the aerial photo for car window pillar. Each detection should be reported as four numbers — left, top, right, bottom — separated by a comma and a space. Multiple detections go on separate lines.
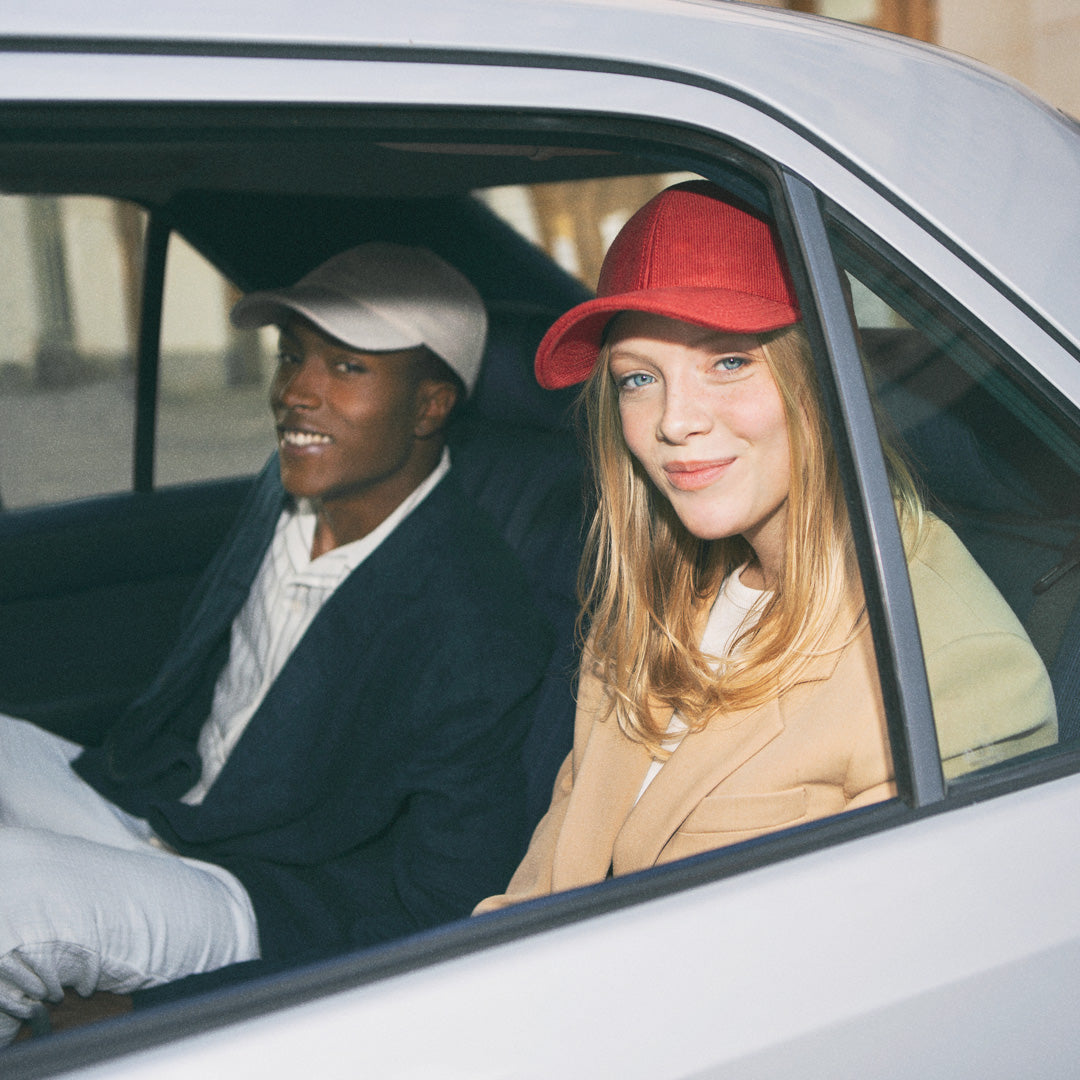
778, 170, 945, 808
133, 216, 169, 494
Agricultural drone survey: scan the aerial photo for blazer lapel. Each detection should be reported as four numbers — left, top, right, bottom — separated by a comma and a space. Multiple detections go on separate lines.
550, 702, 653, 893
547, 586, 868, 881
612, 595, 867, 869
103, 458, 285, 775
201, 472, 456, 803
149, 456, 286, 694
614, 699, 785, 871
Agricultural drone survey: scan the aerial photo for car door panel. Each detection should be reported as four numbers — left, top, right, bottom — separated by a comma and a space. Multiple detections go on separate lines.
0, 477, 251, 745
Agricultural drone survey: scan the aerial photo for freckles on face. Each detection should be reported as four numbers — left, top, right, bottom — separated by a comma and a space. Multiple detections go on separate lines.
606, 312, 792, 555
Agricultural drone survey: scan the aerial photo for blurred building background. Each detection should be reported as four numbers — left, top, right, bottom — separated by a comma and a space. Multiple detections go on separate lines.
765, 0, 1079, 121
491, 0, 1080, 291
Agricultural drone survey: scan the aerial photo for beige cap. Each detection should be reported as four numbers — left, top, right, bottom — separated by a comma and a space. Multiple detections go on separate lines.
231, 242, 487, 395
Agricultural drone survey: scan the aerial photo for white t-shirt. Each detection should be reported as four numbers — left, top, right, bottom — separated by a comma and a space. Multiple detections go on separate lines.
634, 566, 768, 803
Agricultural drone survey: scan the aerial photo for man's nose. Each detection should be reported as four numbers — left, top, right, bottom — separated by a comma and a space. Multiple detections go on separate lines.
274, 358, 320, 409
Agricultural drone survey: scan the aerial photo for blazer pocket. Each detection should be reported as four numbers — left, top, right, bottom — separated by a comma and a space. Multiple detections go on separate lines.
678, 786, 809, 835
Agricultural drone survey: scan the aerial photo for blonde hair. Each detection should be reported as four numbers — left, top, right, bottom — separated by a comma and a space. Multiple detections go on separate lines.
577, 322, 923, 754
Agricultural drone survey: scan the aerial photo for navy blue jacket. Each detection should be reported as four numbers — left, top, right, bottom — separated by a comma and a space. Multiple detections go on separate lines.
76, 460, 551, 962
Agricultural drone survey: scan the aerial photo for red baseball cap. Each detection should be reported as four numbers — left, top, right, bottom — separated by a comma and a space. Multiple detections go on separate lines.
534, 181, 800, 389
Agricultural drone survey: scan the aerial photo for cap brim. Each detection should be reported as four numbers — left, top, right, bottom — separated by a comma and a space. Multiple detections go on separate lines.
534, 287, 800, 390
230, 286, 422, 353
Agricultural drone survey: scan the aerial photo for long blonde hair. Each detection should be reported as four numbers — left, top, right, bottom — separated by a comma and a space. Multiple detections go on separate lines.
577, 322, 923, 754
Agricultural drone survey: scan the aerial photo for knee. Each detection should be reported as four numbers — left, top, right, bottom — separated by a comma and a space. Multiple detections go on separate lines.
0, 830, 87, 948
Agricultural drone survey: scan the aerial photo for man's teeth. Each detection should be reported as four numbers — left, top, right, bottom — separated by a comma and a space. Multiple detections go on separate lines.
281, 430, 332, 447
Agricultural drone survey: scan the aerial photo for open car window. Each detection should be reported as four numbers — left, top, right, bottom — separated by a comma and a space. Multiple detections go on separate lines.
0, 117, 983, 969
0, 195, 141, 509
157, 234, 275, 489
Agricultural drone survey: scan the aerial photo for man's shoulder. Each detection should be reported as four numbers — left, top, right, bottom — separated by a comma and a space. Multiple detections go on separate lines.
408, 468, 521, 567
444, 481, 543, 614
370, 470, 537, 618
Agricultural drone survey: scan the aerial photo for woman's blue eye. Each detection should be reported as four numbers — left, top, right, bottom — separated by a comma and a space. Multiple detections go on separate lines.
717, 354, 751, 371
277, 351, 301, 366
619, 372, 655, 390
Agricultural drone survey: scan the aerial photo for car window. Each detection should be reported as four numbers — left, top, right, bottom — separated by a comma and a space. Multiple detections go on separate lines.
477, 172, 698, 288
828, 220, 1080, 776
0, 194, 141, 509
156, 232, 275, 488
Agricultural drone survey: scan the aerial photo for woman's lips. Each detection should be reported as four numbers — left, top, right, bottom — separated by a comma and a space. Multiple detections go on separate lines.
663, 458, 734, 491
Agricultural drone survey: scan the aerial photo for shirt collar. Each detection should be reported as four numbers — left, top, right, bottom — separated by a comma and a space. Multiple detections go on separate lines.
283, 446, 451, 584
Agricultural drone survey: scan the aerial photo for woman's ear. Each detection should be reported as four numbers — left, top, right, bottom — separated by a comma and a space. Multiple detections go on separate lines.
413, 379, 459, 439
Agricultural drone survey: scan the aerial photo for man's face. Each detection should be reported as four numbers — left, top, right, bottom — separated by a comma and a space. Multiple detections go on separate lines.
270, 318, 436, 533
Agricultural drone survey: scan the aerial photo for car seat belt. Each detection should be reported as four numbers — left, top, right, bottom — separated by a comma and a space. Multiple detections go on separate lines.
1025, 532, 1080, 669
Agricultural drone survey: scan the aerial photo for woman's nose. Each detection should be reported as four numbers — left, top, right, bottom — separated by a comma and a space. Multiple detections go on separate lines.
657, 378, 712, 443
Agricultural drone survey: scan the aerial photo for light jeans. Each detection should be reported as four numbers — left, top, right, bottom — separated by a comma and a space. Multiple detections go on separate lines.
0, 715, 259, 1045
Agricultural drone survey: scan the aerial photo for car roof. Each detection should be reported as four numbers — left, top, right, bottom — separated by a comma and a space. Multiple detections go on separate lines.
4, 0, 1080, 347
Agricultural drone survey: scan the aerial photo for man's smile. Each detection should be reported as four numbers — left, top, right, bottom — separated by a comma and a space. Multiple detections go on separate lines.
277, 426, 333, 449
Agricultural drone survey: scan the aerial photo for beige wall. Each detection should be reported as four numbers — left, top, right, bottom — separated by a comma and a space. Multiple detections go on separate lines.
933, 0, 1079, 118
746, 1, 1079, 118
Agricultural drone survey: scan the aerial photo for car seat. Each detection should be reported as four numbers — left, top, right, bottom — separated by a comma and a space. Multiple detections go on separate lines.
450, 299, 587, 830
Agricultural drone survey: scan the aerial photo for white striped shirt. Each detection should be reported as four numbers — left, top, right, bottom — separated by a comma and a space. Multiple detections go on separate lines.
181, 449, 451, 805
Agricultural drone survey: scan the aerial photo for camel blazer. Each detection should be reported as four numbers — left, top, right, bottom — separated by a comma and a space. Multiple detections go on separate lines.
477, 516, 1056, 910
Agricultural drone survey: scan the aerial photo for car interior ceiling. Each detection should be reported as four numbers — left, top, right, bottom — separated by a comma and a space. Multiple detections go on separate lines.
0, 118, 659, 197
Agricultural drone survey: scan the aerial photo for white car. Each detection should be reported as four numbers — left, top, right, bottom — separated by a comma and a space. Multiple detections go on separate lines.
3, 1, 1080, 1077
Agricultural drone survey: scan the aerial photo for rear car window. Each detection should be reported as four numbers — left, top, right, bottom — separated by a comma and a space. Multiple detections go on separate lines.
0, 194, 141, 508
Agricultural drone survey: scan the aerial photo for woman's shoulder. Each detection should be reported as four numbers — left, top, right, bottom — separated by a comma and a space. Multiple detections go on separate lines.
904, 514, 1028, 645
904, 517, 1056, 776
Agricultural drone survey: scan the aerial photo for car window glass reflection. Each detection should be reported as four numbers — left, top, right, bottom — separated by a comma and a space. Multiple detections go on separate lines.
829, 224, 1070, 776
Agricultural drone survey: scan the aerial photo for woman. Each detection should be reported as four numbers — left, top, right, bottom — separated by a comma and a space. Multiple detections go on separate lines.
476, 181, 1055, 911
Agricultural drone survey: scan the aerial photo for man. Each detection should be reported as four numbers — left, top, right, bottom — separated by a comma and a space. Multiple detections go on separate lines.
0, 243, 551, 1042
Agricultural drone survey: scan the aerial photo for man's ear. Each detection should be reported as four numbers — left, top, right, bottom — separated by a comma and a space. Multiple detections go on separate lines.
413, 379, 459, 439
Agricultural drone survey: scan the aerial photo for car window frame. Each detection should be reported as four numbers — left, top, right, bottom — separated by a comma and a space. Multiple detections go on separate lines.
777, 170, 945, 808
131, 214, 168, 493
8, 130, 956, 1070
